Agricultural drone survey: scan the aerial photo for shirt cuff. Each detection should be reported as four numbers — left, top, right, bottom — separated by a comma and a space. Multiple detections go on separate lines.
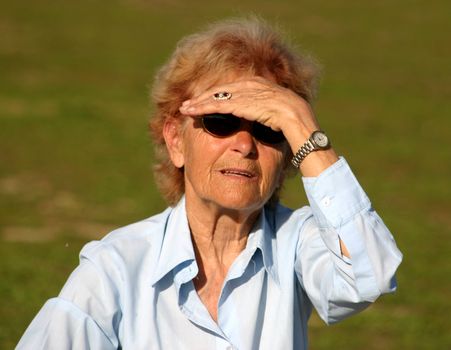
302, 157, 371, 228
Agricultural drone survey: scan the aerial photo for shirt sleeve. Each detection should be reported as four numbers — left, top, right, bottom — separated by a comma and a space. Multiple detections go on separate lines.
16, 242, 121, 349
295, 157, 403, 324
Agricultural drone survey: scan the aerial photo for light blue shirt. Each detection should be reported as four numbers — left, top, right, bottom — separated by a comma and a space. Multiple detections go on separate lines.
17, 158, 402, 349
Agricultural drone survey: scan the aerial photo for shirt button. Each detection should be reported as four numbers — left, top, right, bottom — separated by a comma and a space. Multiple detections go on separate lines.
321, 196, 331, 207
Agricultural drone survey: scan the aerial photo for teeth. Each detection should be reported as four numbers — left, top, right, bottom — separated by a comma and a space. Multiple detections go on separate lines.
222, 170, 252, 177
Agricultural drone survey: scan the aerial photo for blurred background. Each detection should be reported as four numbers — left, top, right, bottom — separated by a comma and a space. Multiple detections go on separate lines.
1, 0, 450, 348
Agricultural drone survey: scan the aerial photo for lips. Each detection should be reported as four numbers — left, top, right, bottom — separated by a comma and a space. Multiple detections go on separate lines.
220, 168, 256, 178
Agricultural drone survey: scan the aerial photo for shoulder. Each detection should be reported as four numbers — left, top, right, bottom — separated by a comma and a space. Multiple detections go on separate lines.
104, 206, 172, 243
263, 202, 315, 248
79, 207, 173, 273
270, 202, 313, 231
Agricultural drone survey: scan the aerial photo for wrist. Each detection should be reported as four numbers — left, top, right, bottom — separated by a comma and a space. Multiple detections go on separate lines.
279, 103, 319, 149
291, 130, 331, 168
282, 121, 317, 154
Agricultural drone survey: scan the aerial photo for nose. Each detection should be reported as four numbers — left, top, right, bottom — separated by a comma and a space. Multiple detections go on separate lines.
231, 128, 257, 157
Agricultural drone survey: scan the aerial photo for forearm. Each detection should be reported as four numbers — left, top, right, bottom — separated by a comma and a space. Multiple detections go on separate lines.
298, 158, 403, 323
281, 112, 338, 177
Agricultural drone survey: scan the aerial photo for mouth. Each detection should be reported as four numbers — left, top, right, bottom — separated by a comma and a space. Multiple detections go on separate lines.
220, 168, 256, 179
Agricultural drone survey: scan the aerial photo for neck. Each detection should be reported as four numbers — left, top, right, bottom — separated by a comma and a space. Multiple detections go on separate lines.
185, 196, 261, 264
184, 194, 263, 322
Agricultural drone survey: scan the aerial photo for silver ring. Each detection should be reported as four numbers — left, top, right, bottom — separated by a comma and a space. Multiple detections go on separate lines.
213, 91, 232, 101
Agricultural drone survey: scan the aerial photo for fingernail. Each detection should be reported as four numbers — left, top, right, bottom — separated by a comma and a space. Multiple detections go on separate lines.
182, 100, 191, 106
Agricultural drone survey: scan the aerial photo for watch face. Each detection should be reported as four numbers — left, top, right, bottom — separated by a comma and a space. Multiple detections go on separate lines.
312, 131, 329, 148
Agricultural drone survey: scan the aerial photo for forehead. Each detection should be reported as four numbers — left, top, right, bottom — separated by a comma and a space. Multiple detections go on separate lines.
189, 69, 276, 97
189, 71, 244, 97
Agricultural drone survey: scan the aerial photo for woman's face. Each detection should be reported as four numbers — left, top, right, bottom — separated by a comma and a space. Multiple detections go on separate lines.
171, 73, 287, 215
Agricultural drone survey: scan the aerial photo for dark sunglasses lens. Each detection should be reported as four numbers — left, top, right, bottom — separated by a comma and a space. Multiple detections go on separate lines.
202, 114, 241, 137
253, 122, 285, 144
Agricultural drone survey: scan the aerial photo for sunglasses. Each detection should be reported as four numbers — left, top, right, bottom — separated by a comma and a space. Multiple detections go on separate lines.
201, 114, 286, 145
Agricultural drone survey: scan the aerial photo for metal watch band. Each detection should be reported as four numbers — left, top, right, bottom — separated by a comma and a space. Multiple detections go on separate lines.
291, 139, 315, 168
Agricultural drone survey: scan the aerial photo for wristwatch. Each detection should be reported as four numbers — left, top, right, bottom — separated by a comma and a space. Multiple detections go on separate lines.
291, 130, 330, 168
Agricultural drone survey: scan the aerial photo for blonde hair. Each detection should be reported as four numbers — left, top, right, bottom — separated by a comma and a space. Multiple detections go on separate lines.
149, 17, 320, 205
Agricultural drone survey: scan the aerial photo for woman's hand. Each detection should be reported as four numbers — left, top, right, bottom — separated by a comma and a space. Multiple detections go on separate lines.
179, 76, 318, 151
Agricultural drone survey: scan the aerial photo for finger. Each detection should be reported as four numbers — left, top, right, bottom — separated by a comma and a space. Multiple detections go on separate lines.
183, 77, 271, 108
180, 100, 284, 135
180, 83, 275, 119
180, 92, 276, 124
182, 86, 241, 112
179, 93, 243, 117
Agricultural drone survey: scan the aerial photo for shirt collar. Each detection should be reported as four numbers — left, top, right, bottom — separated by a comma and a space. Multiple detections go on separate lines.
151, 197, 196, 286
150, 198, 280, 286
246, 206, 280, 286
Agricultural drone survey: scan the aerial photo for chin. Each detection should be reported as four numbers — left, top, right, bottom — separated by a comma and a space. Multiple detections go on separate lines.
213, 191, 268, 213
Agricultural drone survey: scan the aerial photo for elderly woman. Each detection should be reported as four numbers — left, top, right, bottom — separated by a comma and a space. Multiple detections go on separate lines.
18, 19, 402, 349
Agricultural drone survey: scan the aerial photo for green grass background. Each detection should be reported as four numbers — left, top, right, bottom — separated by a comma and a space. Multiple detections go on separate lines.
1, 0, 450, 348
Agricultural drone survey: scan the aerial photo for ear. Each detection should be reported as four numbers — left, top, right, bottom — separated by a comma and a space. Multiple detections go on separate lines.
163, 117, 185, 168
